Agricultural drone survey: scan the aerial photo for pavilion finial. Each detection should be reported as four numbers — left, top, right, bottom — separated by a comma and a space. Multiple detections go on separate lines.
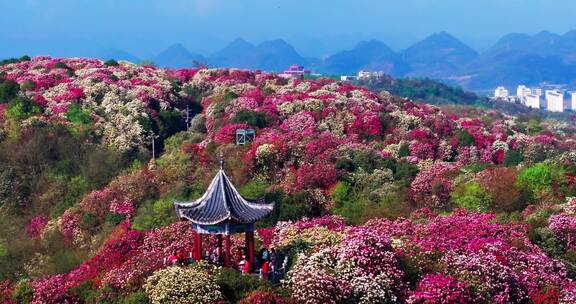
219, 153, 224, 170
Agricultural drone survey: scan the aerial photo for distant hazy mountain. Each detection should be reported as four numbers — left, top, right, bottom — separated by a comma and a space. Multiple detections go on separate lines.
209, 39, 307, 71
402, 32, 478, 77
320, 40, 408, 76
153, 43, 205, 68
209, 38, 256, 68
460, 31, 576, 89
97, 48, 141, 63
94, 30, 576, 90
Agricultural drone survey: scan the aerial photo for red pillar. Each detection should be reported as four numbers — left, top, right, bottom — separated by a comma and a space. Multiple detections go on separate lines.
193, 233, 198, 260
248, 231, 255, 266
225, 234, 231, 269
198, 234, 203, 260
245, 232, 249, 260
194, 233, 203, 260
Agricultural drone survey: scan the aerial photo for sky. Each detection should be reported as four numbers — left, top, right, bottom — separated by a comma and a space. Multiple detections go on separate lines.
1, 0, 576, 59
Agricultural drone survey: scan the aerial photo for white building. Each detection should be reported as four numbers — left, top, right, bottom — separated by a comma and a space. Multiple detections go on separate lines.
533, 88, 543, 97
546, 90, 566, 112
357, 70, 385, 80
340, 75, 357, 82
572, 92, 576, 111
517, 85, 532, 102
494, 86, 509, 98
525, 94, 541, 109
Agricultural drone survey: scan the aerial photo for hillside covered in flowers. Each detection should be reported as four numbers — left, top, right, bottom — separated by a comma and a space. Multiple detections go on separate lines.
0, 56, 576, 303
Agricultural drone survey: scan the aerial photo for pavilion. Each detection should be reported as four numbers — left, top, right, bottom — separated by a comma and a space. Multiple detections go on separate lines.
174, 161, 274, 269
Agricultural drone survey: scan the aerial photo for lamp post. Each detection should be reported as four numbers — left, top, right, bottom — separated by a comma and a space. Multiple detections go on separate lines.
148, 133, 160, 160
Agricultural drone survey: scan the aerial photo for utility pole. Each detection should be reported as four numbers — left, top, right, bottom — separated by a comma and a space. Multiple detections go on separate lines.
149, 133, 159, 160
152, 136, 155, 160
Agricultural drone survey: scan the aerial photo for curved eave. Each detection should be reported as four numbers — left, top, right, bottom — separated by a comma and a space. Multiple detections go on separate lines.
173, 169, 275, 225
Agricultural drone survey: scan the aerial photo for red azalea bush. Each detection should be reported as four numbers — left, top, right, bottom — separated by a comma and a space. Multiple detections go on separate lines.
240, 290, 285, 304
295, 163, 338, 190
0, 280, 15, 304
407, 274, 478, 304
214, 123, 250, 144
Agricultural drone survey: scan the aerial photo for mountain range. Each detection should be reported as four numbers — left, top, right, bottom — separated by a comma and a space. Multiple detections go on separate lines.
94, 31, 576, 91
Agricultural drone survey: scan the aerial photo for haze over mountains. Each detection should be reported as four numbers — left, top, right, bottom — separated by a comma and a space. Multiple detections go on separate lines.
87, 31, 576, 91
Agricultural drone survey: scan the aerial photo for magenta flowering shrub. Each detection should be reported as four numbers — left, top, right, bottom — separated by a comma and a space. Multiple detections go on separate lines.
336, 227, 407, 302
337, 227, 402, 278
27, 216, 49, 239
294, 215, 346, 232
101, 222, 196, 289
30, 274, 78, 304
0, 280, 15, 304
256, 228, 275, 247
279, 111, 317, 135
281, 211, 574, 303
549, 214, 576, 250
29, 222, 143, 303
108, 199, 134, 217
441, 248, 528, 303
561, 282, 576, 304
4, 56, 576, 303
410, 162, 460, 209
411, 211, 513, 252
295, 163, 338, 190
407, 274, 478, 304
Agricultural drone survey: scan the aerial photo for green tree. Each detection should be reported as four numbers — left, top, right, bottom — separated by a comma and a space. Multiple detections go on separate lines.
517, 162, 563, 198
104, 59, 119, 67
457, 129, 475, 146
20, 80, 36, 92
451, 181, 492, 212
504, 149, 523, 167
0, 80, 20, 103
132, 198, 178, 230
331, 182, 351, 208
5, 97, 41, 120
398, 143, 410, 157
230, 110, 271, 128
66, 104, 92, 125
526, 119, 543, 135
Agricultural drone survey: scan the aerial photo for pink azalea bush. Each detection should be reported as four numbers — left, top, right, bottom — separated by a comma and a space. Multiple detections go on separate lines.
27, 216, 48, 239
4, 57, 576, 303
549, 213, 576, 250
288, 267, 352, 304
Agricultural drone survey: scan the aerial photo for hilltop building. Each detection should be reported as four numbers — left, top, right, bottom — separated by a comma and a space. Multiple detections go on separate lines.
516, 85, 533, 104
494, 86, 509, 98
572, 92, 576, 111
491, 86, 517, 102
279, 65, 311, 79
545, 90, 567, 112
340, 75, 357, 82
533, 88, 543, 97
525, 94, 542, 109
357, 70, 385, 81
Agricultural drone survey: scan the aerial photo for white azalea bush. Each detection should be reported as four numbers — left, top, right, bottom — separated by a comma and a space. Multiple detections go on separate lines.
143, 266, 222, 304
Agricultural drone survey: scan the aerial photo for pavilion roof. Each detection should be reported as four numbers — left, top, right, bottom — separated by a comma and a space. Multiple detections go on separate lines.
174, 169, 274, 225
